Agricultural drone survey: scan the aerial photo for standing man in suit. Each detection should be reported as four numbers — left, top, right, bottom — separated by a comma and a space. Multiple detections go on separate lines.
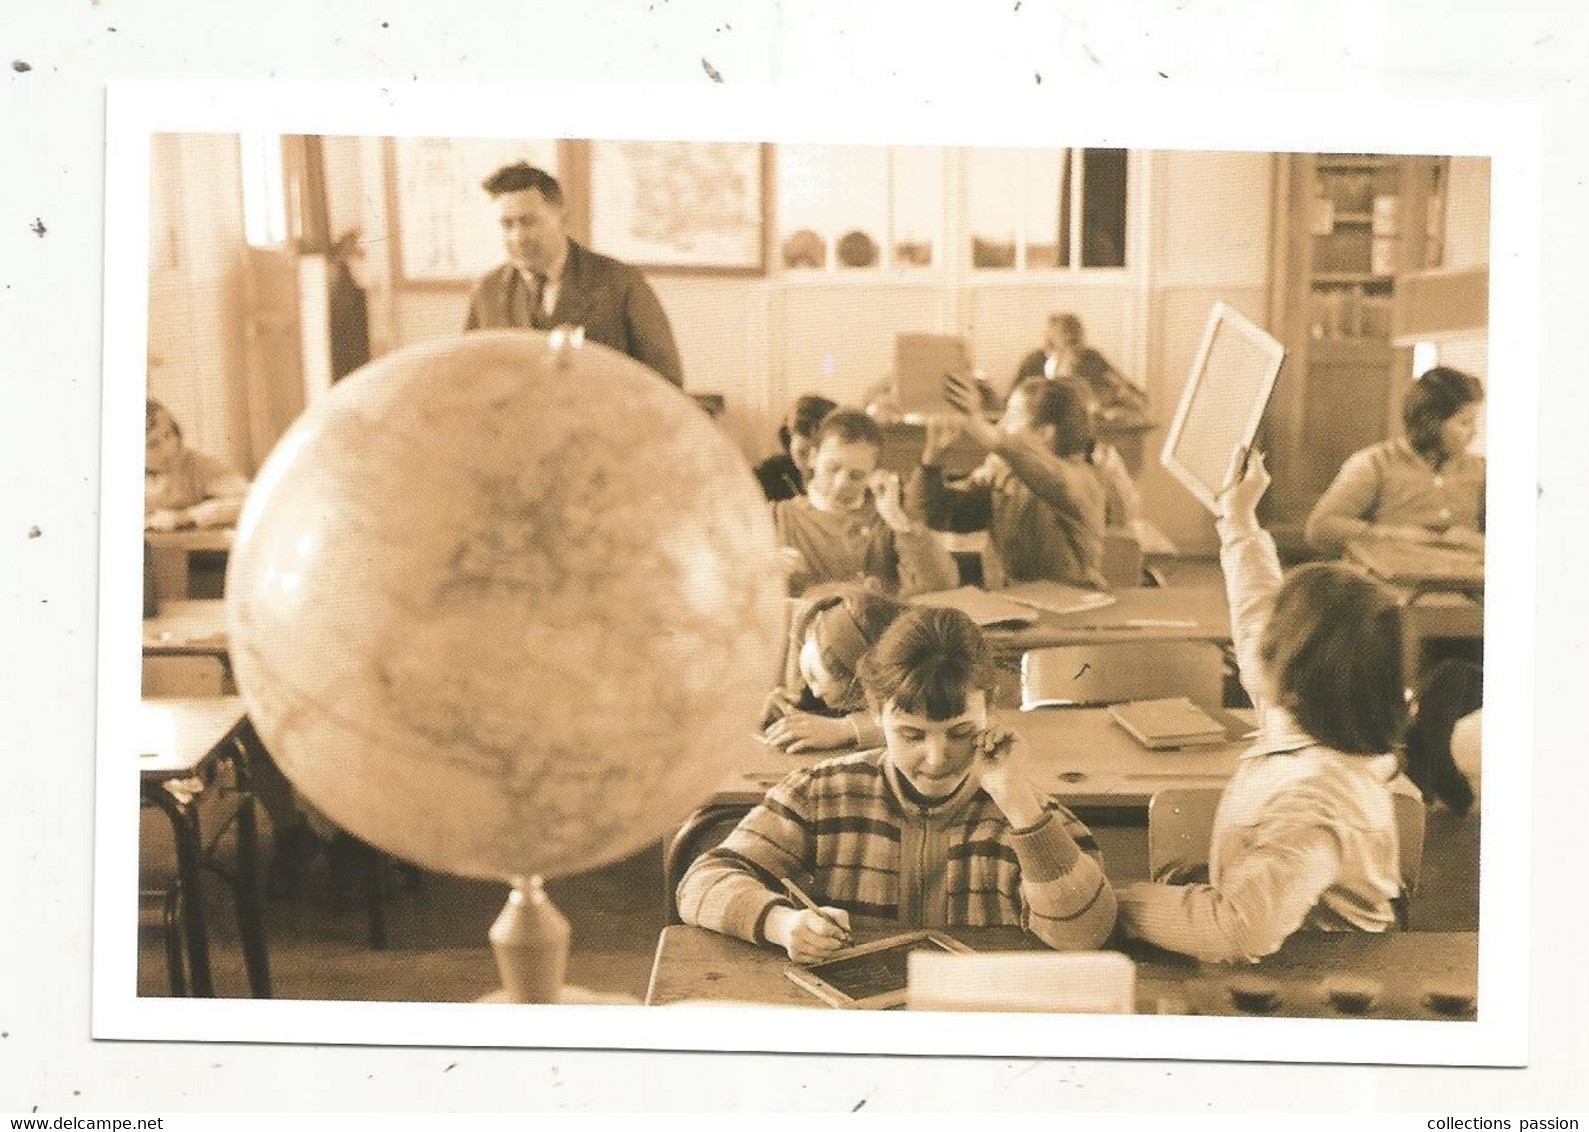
465, 162, 684, 386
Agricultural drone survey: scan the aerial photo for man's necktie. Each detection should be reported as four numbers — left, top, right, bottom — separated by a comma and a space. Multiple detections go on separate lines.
526, 272, 549, 330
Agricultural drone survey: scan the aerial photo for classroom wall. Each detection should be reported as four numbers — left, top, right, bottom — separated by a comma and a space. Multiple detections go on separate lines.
146, 133, 253, 474
152, 140, 1276, 552
1139, 150, 1276, 553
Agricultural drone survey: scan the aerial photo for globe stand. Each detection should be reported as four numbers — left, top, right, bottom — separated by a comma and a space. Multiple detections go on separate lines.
486, 875, 570, 1003
478, 875, 640, 1005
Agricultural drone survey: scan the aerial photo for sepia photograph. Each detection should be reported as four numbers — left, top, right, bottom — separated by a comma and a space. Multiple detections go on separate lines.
92, 80, 1537, 1067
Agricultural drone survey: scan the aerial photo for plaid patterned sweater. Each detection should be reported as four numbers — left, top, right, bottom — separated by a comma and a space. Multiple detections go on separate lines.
677, 750, 1116, 951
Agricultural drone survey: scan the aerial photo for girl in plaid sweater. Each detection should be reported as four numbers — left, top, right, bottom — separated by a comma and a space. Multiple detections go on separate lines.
679, 606, 1116, 962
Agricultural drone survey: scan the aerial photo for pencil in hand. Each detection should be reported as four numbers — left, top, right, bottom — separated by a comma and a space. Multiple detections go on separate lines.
780, 876, 854, 945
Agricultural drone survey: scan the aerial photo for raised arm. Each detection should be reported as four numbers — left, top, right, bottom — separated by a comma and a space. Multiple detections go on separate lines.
993, 432, 1100, 529
1215, 448, 1284, 714
870, 470, 960, 597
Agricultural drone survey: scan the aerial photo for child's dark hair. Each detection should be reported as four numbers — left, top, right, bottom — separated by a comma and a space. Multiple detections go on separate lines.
791, 586, 906, 707
813, 407, 883, 452
1402, 659, 1482, 815
858, 606, 996, 720
147, 399, 181, 442
1403, 366, 1484, 463
777, 393, 838, 453
481, 161, 565, 206
1010, 378, 1093, 458
1260, 562, 1407, 754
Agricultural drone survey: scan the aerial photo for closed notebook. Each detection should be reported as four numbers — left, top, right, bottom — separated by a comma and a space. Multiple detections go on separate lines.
1002, 580, 1118, 617
1107, 697, 1228, 749
910, 586, 1037, 629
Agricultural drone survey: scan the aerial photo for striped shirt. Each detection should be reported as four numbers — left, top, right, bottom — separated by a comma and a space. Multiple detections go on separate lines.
677, 750, 1116, 952
1115, 517, 1409, 964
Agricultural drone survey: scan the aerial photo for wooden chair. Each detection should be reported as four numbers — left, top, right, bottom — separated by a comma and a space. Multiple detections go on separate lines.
1146, 787, 1427, 929
1020, 639, 1227, 712
661, 803, 755, 925
1102, 528, 1146, 589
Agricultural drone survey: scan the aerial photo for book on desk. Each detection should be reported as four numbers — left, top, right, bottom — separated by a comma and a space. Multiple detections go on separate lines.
912, 582, 1116, 630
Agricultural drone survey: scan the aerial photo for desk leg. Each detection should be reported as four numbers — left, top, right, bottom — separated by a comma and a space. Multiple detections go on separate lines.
143, 784, 214, 997
230, 789, 273, 998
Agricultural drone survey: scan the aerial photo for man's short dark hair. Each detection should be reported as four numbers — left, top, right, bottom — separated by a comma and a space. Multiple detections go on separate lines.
482, 162, 565, 207
813, 407, 883, 452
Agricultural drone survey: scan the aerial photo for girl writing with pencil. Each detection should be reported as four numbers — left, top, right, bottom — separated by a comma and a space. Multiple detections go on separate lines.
1117, 445, 1436, 963
679, 605, 1116, 963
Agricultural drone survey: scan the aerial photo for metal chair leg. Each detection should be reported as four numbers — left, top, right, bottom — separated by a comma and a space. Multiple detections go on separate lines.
163, 888, 188, 998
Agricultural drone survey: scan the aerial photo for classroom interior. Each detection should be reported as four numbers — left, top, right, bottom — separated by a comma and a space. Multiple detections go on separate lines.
137, 136, 1489, 1012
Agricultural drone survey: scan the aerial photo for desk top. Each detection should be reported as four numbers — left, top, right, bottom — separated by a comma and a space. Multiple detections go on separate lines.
139, 696, 246, 779
994, 584, 1231, 650
1346, 539, 1485, 590
721, 706, 1252, 810
145, 527, 236, 552
143, 599, 230, 657
646, 925, 1478, 1020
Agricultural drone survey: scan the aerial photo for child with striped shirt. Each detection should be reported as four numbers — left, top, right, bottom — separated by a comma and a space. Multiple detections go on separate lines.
679, 605, 1116, 963
1117, 446, 1420, 963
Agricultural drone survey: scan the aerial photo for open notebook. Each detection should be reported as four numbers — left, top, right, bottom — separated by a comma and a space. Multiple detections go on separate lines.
909, 586, 1038, 629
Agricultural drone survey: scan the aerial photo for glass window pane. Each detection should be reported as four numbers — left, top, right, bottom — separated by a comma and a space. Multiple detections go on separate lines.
1080, 148, 1128, 267
891, 146, 942, 268
1024, 149, 1066, 269
777, 144, 833, 270
967, 146, 1020, 270
241, 133, 287, 247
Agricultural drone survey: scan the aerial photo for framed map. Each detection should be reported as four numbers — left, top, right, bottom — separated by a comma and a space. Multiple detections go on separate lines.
588, 141, 768, 274
386, 137, 559, 284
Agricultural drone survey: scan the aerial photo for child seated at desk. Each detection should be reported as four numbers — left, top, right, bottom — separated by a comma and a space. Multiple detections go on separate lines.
911, 374, 1108, 591
678, 605, 1117, 962
145, 399, 249, 532
1117, 446, 1434, 963
755, 393, 837, 503
762, 585, 904, 754
772, 408, 958, 599
1305, 366, 1485, 556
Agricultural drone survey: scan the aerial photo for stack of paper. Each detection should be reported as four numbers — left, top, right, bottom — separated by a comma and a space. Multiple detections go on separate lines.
1002, 580, 1118, 617
909, 586, 1038, 629
1107, 697, 1229, 750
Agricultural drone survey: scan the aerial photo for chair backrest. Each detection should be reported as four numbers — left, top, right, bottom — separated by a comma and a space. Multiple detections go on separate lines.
1102, 528, 1146, 589
1023, 639, 1226, 711
662, 803, 755, 925
1147, 786, 1429, 927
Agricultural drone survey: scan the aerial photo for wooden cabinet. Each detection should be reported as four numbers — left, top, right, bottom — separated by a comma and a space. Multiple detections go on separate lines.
1259, 154, 1448, 553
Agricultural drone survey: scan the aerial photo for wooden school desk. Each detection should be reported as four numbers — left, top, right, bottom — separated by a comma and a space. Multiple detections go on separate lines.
995, 583, 1231, 652
1346, 538, 1484, 685
645, 925, 1479, 1020
720, 707, 1252, 813
146, 527, 234, 600
143, 598, 232, 696
140, 696, 271, 998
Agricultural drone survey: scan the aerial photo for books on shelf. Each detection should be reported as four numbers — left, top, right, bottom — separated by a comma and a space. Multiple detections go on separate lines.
1001, 580, 1117, 617
909, 586, 1038, 629
1107, 697, 1229, 750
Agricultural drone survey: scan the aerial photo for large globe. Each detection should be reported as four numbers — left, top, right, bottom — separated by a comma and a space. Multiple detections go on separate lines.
226, 331, 785, 881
